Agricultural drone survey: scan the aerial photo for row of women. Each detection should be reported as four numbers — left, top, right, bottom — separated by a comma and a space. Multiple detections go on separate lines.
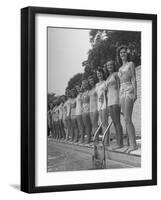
48, 45, 138, 153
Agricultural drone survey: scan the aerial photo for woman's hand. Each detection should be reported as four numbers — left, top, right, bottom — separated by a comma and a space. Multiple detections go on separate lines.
133, 94, 137, 102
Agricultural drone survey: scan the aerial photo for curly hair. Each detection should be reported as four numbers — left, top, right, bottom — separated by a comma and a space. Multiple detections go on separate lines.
96, 67, 106, 80
104, 60, 117, 72
88, 74, 97, 83
71, 88, 77, 98
116, 45, 131, 66
81, 78, 89, 91
60, 95, 67, 102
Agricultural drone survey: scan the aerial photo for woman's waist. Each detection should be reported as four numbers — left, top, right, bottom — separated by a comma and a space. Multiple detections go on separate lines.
107, 92, 119, 102
120, 81, 132, 87
75, 106, 82, 114
89, 100, 97, 108
71, 108, 76, 114
62, 113, 67, 119
120, 82, 134, 93
120, 82, 133, 89
107, 88, 119, 96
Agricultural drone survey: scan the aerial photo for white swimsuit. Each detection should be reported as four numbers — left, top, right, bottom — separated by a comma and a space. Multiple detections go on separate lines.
105, 73, 119, 106
75, 93, 82, 116
70, 98, 76, 119
95, 81, 107, 110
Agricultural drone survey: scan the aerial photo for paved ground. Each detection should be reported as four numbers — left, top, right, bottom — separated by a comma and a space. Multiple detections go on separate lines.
47, 140, 135, 172
47, 143, 92, 172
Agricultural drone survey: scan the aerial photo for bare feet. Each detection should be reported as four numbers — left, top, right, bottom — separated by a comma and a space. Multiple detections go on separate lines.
123, 147, 130, 153
127, 146, 138, 154
112, 145, 124, 150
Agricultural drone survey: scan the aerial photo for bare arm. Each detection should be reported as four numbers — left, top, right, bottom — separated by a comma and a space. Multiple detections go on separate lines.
115, 72, 120, 90
130, 62, 137, 101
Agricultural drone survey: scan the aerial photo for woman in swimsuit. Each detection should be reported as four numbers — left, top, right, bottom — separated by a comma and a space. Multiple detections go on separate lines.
104, 60, 123, 149
65, 89, 72, 141
70, 88, 79, 142
51, 102, 56, 139
75, 84, 85, 143
117, 45, 138, 153
54, 100, 61, 140
88, 75, 99, 140
81, 78, 91, 144
47, 103, 52, 137
61, 95, 68, 140
95, 68, 109, 146
58, 97, 66, 140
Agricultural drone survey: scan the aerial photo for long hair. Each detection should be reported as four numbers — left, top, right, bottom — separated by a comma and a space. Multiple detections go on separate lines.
116, 45, 131, 67
71, 88, 77, 98
96, 67, 106, 81
81, 78, 89, 91
104, 60, 117, 73
88, 74, 97, 88
60, 95, 67, 103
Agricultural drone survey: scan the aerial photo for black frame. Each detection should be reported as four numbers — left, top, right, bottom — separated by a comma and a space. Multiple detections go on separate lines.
21, 6, 157, 193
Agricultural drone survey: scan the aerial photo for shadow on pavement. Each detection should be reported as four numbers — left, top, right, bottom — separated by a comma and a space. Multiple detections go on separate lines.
10, 184, 20, 191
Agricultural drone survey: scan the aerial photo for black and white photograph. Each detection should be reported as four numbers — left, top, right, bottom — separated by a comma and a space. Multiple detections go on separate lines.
47, 27, 141, 172
21, 7, 157, 193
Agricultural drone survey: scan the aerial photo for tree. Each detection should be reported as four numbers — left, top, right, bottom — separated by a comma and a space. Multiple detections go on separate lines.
66, 73, 83, 90
86, 29, 141, 72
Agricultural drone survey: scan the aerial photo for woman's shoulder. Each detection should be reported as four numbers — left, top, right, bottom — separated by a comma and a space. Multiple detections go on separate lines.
102, 80, 106, 86
95, 82, 99, 86
66, 99, 71, 104
89, 86, 96, 92
128, 61, 134, 65
78, 92, 83, 98
110, 72, 118, 81
54, 106, 58, 112
113, 72, 118, 77
70, 98, 75, 103
96, 80, 105, 85
95, 82, 100, 89
128, 61, 135, 68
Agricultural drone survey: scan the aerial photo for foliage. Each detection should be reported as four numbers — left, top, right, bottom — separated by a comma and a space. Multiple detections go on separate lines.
83, 29, 141, 72
66, 73, 83, 90
47, 93, 56, 107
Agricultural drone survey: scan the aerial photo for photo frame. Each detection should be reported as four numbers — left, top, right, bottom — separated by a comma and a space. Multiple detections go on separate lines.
21, 6, 157, 193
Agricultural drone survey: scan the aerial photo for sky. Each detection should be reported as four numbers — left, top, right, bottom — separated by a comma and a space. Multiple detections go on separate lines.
48, 27, 91, 95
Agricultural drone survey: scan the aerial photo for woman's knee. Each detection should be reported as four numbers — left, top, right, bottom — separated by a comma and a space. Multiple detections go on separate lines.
124, 116, 132, 125
102, 112, 108, 127
82, 114, 90, 125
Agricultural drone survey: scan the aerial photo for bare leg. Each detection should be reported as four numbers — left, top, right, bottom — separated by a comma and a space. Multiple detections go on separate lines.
82, 113, 91, 144
58, 121, 62, 139
66, 117, 71, 141
121, 96, 137, 152
112, 105, 123, 147
64, 128, 68, 140
100, 109, 109, 146
90, 111, 98, 141
70, 118, 75, 141
51, 122, 54, 138
55, 121, 59, 140
76, 115, 84, 143
60, 119, 66, 140
63, 119, 68, 140
73, 118, 79, 142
